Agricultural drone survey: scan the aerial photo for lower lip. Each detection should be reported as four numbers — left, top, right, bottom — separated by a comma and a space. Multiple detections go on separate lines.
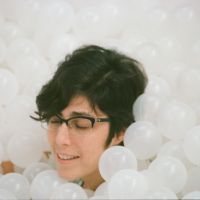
56, 154, 80, 165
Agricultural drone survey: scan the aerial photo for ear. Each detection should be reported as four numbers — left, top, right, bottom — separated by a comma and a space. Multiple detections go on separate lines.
110, 129, 125, 146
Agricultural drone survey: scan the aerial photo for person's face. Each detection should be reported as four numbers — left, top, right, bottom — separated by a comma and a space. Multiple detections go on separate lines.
48, 95, 124, 190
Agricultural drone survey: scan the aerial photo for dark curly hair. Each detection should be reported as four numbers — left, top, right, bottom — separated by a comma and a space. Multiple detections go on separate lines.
32, 45, 148, 147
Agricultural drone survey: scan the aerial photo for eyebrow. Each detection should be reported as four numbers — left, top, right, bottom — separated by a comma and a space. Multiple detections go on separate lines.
60, 111, 94, 118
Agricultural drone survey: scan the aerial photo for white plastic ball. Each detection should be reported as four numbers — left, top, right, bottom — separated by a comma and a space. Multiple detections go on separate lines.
30, 169, 67, 200
145, 187, 178, 199
7, 132, 44, 168
0, 68, 19, 106
141, 169, 163, 191
156, 35, 182, 60
48, 34, 80, 67
135, 42, 160, 64
182, 191, 200, 200
23, 162, 53, 183
145, 75, 171, 98
0, 189, 17, 200
50, 182, 88, 200
124, 121, 162, 160
84, 189, 94, 198
156, 100, 197, 140
72, 5, 102, 40
36, 0, 74, 35
148, 156, 188, 193
160, 62, 187, 90
157, 140, 192, 169
182, 166, 200, 195
0, 37, 6, 63
0, 142, 4, 164
12, 55, 51, 91
0, 21, 25, 44
183, 125, 200, 166
5, 38, 39, 68
3, 95, 36, 134
98, 0, 132, 37
177, 68, 200, 103
0, 173, 30, 200
99, 146, 137, 181
133, 93, 167, 123
108, 169, 149, 199
94, 182, 108, 197
175, 6, 197, 24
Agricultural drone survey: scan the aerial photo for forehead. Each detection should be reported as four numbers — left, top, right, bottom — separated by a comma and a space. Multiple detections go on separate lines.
61, 95, 105, 117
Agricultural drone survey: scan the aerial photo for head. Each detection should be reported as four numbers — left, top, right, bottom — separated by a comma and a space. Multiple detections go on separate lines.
33, 45, 147, 190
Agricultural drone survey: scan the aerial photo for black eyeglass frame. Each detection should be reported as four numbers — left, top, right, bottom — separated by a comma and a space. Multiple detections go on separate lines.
48, 114, 110, 128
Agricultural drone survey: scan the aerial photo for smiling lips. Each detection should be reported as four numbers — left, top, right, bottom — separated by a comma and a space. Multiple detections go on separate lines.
57, 153, 80, 160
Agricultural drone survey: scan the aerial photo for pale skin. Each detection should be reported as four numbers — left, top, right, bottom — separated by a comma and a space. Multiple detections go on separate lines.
48, 95, 125, 190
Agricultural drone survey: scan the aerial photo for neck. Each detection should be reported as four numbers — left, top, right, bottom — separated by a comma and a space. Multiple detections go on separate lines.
82, 170, 104, 191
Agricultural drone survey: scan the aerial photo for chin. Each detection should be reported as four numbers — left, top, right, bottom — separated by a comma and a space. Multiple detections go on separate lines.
57, 167, 80, 182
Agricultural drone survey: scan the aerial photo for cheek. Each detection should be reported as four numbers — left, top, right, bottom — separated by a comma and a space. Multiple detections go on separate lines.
79, 127, 109, 162
47, 132, 55, 147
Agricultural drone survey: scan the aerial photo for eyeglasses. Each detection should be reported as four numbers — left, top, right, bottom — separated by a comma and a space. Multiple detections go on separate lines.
42, 114, 110, 135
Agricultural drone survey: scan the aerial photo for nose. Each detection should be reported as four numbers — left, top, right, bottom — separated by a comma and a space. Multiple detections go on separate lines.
55, 123, 71, 146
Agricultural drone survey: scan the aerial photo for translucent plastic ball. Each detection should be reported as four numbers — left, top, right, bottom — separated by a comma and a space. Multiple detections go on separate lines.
50, 183, 88, 200
0, 37, 6, 63
36, 0, 74, 34
124, 121, 162, 160
145, 75, 171, 98
7, 132, 44, 168
174, 6, 197, 24
94, 182, 108, 197
99, 146, 137, 181
160, 62, 186, 90
14, 0, 41, 37
0, 142, 4, 164
156, 100, 197, 140
156, 35, 182, 60
145, 187, 178, 199
177, 68, 200, 103
141, 169, 162, 191
133, 93, 166, 123
157, 140, 193, 169
84, 189, 94, 198
148, 156, 188, 193
30, 169, 67, 200
3, 95, 35, 134
72, 5, 102, 40
48, 34, 80, 67
182, 166, 200, 195
0, 0, 19, 21
182, 191, 200, 200
98, 0, 133, 37
0, 189, 17, 200
120, 31, 147, 56
0, 21, 25, 44
135, 42, 160, 64
183, 125, 200, 166
0, 173, 30, 200
23, 162, 53, 183
5, 38, 39, 68
12, 55, 51, 90
146, 8, 169, 26
0, 69, 19, 106
108, 169, 149, 199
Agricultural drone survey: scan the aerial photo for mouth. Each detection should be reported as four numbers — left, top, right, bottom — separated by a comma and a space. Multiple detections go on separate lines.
57, 153, 80, 162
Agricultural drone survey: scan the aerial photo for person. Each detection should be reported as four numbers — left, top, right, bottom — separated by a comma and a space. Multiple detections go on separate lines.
32, 45, 148, 190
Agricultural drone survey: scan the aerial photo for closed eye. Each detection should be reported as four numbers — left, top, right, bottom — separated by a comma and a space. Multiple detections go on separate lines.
49, 119, 62, 125
74, 124, 90, 129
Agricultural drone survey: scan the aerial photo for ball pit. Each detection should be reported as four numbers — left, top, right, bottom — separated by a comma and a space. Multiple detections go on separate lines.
0, 0, 200, 199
